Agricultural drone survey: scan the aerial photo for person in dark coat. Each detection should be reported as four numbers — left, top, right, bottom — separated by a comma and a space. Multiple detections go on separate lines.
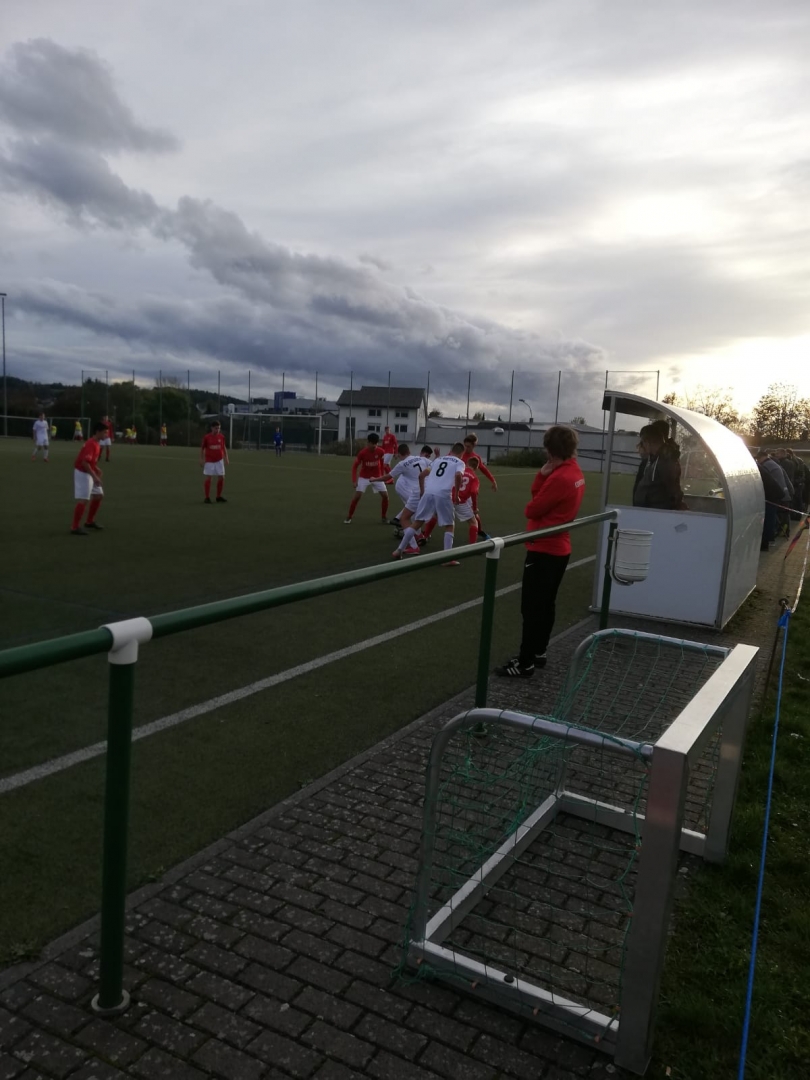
633, 422, 686, 510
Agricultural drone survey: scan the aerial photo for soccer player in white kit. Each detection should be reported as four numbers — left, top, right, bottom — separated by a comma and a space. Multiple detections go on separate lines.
393, 442, 466, 564
380, 443, 433, 551
31, 413, 50, 462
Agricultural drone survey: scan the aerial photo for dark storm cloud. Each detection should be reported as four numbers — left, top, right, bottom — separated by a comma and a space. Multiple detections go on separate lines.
0, 136, 162, 228
0, 39, 178, 153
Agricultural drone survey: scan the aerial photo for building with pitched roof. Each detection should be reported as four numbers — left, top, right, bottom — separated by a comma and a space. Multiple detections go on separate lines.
336, 386, 427, 442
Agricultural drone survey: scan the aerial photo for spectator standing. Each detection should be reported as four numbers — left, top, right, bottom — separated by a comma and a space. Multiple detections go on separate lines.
495, 426, 585, 679
633, 423, 686, 510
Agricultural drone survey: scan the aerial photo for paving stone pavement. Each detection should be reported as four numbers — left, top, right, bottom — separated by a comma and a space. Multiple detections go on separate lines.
0, 542, 802, 1080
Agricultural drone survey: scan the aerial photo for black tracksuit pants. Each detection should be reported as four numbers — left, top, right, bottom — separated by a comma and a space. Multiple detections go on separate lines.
518, 551, 570, 667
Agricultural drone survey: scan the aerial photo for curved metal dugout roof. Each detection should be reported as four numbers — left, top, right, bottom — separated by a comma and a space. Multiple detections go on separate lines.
602, 391, 764, 627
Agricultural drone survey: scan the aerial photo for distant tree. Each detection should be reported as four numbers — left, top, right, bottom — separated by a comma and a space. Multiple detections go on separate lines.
570, 415, 586, 426
752, 383, 810, 441
682, 386, 741, 430
471, 411, 485, 422
661, 391, 679, 405
428, 408, 443, 418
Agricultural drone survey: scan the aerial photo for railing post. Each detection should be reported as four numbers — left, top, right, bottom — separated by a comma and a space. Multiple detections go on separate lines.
91, 618, 152, 1016
475, 538, 505, 707
599, 522, 618, 630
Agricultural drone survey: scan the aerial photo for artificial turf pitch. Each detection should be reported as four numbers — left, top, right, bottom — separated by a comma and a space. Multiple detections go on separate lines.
0, 438, 603, 961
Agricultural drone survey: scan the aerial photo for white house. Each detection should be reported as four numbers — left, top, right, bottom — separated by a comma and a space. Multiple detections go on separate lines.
336, 386, 427, 443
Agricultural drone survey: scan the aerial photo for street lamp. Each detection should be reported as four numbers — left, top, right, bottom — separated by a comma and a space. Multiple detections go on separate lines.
1, 293, 6, 438
519, 398, 533, 450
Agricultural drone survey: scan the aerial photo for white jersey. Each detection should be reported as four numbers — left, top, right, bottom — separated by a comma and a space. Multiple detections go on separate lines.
423, 455, 465, 495
33, 419, 49, 442
390, 455, 431, 496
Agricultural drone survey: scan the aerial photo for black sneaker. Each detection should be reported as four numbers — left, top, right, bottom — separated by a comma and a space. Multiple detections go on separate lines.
85, 522, 104, 530
494, 660, 535, 679
216, 496, 228, 503
478, 530, 491, 540
505, 652, 547, 668
389, 518, 401, 527
204, 497, 212, 504
71, 527, 87, 536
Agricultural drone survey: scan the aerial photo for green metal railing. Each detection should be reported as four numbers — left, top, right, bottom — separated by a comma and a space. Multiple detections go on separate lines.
0, 509, 618, 1014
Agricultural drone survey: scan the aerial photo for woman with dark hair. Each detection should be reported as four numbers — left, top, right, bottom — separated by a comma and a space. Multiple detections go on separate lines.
495, 425, 585, 679
633, 422, 686, 510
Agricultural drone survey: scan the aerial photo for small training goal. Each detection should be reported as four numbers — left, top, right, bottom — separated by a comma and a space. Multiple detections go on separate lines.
405, 628, 757, 1074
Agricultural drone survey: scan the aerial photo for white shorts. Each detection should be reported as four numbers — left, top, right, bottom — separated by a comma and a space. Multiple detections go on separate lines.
395, 478, 411, 505
383, 453, 394, 466
74, 470, 103, 500
454, 500, 475, 522
99, 438, 111, 447
35, 439, 49, 448
203, 460, 226, 476
415, 491, 455, 527
356, 477, 386, 493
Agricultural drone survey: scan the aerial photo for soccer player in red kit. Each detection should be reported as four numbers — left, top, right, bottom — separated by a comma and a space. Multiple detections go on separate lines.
380, 427, 398, 483
71, 422, 107, 535
99, 415, 115, 462
344, 432, 389, 523
200, 420, 230, 503
454, 456, 481, 544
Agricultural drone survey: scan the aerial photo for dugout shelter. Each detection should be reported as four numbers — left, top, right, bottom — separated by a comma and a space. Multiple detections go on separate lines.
594, 391, 763, 629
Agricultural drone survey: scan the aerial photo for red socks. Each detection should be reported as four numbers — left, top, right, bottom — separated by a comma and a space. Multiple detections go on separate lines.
468, 524, 478, 544
216, 478, 224, 498
423, 516, 437, 539
347, 495, 361, 519
86, 498, 102, 525
72, 503, 85, 530
204, 478, 212, 498
381, 496, 389, 518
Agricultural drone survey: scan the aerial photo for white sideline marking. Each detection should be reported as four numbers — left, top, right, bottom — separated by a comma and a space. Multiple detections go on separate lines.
0, 555, 595, 795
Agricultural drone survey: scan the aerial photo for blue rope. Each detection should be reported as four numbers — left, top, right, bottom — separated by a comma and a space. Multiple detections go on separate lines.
737, 606, 791, 1080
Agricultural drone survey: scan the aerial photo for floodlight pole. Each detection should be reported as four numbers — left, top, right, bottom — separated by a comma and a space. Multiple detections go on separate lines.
158, 370, 162, 432
105, 370, 109, 418
506, 370, 514, 454
555, 370, 561, 424
1, 293, 7, 438
187, 369, 191, 447
465, 371, 471, 435
519, 398, 533, 450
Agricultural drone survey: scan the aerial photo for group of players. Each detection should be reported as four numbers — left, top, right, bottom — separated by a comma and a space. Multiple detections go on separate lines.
344, 427, 498, 565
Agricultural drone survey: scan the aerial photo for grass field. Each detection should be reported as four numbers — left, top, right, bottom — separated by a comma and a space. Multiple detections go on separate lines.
655, 597, 810, 1080
0, 438, 605, 962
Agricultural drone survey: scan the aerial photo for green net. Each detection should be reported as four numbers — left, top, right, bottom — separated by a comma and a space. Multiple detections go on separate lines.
402, 630, 727, 1039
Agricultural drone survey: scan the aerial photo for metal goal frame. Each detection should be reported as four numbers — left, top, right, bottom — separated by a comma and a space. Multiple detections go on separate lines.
407, 630, 758, 1074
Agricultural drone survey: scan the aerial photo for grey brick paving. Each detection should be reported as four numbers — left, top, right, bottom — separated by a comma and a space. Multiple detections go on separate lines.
0, 549, 795, 1078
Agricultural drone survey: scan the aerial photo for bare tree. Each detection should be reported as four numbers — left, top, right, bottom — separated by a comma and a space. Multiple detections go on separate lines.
752, 383, 810, 441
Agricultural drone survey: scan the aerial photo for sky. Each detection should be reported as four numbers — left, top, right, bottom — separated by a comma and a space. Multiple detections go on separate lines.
1, 0, 809, 424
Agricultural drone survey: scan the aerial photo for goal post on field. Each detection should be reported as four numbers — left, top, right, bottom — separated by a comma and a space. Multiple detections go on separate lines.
405, 628, 758, 1074
0, 415, 91, 441
225, 412, 331, 454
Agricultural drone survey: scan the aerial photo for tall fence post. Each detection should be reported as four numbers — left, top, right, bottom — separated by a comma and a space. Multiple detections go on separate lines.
91, 618, 152, 1016
475, 538, 505, 707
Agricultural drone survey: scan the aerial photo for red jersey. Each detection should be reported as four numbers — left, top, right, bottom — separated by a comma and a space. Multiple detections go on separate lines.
381, 433, 398, 454
461, 448, 495, 484
102, 419, 114, 441
456, 468, 480, 511
74, 438, 101, 472
525, 459, 585, 556
352, 445, 385, 482
201, 432, 227, 463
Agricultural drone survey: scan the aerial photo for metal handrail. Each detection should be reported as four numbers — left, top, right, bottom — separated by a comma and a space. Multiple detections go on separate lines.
0, 508, 618, 1015
0, 512, 616, 678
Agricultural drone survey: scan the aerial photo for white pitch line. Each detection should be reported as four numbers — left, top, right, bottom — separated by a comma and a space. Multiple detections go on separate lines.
0, 555, 595, 795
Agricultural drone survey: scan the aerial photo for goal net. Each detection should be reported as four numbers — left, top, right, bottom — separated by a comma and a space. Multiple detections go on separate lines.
225, 412, 332, 452
404, 628, 757, 1073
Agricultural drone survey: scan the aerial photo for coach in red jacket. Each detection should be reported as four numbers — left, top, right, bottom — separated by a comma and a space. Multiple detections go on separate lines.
495, 426, 585, 679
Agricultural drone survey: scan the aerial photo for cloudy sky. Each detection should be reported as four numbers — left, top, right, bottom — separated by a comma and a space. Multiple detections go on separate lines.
2, 0, 809, 422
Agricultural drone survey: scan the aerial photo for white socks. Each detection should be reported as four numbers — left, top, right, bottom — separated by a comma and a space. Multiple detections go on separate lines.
443, 532, 454, 551
400, 526, 416, 552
